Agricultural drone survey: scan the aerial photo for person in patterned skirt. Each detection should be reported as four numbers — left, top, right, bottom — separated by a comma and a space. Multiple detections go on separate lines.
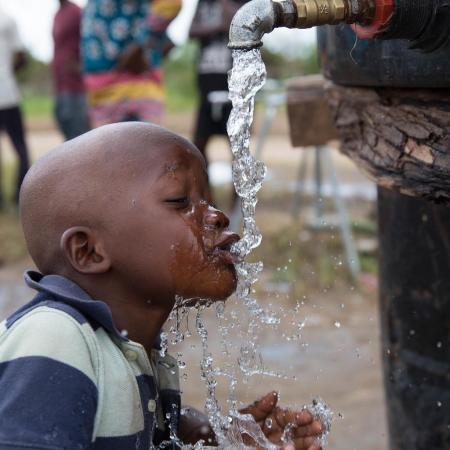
81, 0, 181, 127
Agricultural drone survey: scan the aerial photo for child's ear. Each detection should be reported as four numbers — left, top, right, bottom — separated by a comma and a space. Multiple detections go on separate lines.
60, 226, 111, 274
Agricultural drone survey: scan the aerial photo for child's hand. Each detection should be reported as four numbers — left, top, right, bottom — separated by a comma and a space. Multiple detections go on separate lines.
239, 392, 324, 450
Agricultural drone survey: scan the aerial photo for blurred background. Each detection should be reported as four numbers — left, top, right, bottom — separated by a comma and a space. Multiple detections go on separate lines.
0, 1, 383, 449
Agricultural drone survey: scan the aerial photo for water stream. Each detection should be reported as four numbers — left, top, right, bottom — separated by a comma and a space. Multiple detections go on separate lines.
170, 49, 331, 450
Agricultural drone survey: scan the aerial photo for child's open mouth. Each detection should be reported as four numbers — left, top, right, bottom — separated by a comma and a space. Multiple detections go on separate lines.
213, 234, 241, 265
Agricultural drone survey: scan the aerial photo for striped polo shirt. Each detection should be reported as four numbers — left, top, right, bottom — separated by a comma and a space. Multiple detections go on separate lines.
0, 271, 180, 450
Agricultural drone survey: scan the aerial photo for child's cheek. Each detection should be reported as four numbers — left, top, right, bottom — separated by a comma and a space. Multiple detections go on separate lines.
169, 232, 206, 284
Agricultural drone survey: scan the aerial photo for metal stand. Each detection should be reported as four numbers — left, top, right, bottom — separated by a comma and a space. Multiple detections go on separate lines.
257, 82, 362, 278
292, 145, 360, 278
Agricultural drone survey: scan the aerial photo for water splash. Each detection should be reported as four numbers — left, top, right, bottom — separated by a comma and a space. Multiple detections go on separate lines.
228, 49, 266, 264
166, 48, 332, 450
228, 48, 290, 397
310, 398, 333, 447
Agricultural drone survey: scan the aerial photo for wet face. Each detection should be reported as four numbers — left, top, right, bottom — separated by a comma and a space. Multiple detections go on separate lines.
103, 139, 239, 309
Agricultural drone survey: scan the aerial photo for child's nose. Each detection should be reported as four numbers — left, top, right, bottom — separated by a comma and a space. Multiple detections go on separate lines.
204, 206, 230, 229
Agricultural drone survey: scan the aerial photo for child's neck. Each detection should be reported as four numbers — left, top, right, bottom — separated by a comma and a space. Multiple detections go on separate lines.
106, 300, 169, 355
70, 274, 173, 355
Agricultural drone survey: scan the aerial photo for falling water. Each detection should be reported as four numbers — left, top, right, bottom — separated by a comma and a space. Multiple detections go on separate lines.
168, 49, 331, 450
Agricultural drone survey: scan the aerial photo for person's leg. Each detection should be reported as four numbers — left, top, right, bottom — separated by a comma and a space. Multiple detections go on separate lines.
55, 93, 90, 140
193, 98, 214, 167
70, 94, 90, 138
216, 102, 238, 211
3, 106, 30, 202
54, 94, 69, 139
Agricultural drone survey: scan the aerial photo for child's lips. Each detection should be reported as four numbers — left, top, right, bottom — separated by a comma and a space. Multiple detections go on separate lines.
213, 233, 242, 264
214, 247, 242, 264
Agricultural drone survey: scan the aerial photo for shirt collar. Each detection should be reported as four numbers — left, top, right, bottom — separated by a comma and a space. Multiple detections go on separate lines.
24, 270, 127, 341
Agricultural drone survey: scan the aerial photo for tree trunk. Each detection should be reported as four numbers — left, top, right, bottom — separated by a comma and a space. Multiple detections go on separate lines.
327, 85, 450, 204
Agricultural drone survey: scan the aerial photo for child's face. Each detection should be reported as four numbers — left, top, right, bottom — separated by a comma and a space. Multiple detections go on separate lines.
105, 139, 239, 308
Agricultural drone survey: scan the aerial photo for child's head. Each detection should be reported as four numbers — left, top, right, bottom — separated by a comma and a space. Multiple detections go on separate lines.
20, 122, 239, 309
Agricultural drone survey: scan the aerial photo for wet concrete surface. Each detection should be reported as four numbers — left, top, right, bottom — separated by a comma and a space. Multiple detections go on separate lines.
0, 119, 386, 449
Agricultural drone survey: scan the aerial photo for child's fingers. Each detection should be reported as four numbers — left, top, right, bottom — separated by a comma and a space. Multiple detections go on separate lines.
305, 445, 322, 450
240, 391, 278, 421
292, 420, 323, 438
280, 444, 295, 450
274, 408, 314, 429
293, 409, 314, 426
291, 436, 319, 449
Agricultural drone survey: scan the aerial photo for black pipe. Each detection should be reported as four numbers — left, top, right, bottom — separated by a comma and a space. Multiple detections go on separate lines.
380, 0, 450, 51
378, 188, 450, 449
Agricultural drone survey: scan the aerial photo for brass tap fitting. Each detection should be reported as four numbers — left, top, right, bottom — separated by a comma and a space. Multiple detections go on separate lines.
290, 0, 375, 27
293, 0, 345, 27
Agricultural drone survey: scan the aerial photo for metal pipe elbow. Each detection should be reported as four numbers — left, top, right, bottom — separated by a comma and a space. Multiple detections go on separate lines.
228, 0, 297, 50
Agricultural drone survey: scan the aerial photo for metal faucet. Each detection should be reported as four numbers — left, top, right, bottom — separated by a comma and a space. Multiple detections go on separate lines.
228, 0, 375, 50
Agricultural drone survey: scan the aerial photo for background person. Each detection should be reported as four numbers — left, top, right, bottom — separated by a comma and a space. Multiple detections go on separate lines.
81, 0, 181, 127
52, 0, 89, 140
0, 7, 30, 208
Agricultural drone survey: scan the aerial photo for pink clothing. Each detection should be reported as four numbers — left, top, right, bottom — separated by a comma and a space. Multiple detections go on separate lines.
83, 70, 162, 90
52, 1, 84, 93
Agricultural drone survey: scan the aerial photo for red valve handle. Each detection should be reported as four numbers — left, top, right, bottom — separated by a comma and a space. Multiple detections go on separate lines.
352, 0, 394, 39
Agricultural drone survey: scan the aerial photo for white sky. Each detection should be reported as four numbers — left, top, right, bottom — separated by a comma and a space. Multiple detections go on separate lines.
0, 0, 315, 62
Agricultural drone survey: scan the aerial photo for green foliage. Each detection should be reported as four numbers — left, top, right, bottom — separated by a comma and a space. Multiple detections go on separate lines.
163, 41, 199, 112
21, 95, 53, 118
262, 44, 319, 80
17, 52, 52, 97
15, 53, 53, 119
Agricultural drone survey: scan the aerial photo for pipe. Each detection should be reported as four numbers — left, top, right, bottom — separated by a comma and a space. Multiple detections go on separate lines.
228, 0, 375, 50
228, 0, 450, 52
378, 0, 450, 52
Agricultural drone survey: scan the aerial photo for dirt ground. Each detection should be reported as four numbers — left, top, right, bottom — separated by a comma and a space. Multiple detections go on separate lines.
0, 111, 388, 450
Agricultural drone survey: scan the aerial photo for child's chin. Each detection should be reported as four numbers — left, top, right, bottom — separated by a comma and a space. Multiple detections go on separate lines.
177, 293, 233, 308
180, 281, 237, 306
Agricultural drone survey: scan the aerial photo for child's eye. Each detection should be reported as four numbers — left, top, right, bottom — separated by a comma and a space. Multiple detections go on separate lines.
165, 196, 189, 207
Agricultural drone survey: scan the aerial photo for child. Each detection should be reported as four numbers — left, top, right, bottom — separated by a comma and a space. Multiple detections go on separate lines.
0, 122, 323, 449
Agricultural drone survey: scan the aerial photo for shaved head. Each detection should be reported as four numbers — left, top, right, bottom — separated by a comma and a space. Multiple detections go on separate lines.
20, 122, 201, 273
